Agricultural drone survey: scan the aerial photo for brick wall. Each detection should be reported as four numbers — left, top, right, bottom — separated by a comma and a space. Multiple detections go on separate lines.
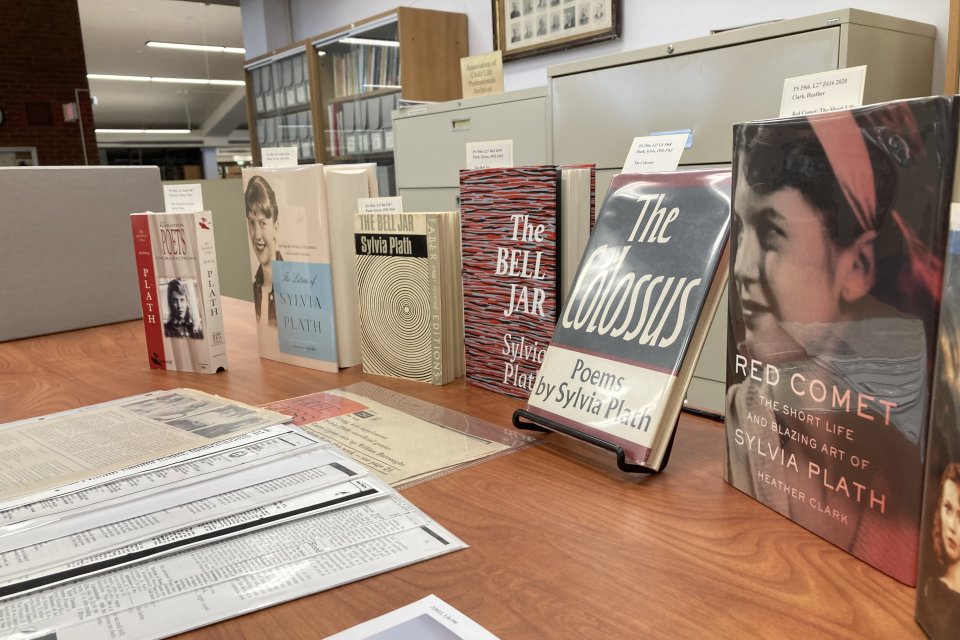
0, 0, 98, 165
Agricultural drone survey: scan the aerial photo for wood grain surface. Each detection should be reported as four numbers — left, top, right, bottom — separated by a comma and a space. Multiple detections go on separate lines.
0, 297, 923, 639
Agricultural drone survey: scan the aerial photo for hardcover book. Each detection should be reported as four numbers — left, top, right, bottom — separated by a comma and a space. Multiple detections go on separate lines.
523, 169, 731, 470
241, 165, 339, 372
460, 166, 592, 399
724, 96, 959, 586
130, 211, 226, 374
354, 212, 459, 385
324, 163, 379, 368
917, 206, 960, 637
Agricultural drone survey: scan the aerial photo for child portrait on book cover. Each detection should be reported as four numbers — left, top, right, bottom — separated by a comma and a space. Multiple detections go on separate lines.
162, 278, 204, 340
724, 101, 948, 584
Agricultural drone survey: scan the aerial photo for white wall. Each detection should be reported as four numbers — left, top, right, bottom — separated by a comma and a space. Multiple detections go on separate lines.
243, 0, 950, 93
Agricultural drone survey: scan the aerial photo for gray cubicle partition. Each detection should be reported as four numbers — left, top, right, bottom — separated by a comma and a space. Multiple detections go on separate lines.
547, 8, 935, 414
1, 166, 164, 341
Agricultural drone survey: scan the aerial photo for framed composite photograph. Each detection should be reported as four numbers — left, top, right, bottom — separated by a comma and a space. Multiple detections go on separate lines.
493, 0, 620, 62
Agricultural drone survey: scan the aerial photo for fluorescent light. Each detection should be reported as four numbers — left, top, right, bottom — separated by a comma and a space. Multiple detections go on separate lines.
338, 37, 400, 47
87, 73, 244, 86
363, 84, 402, 90
95, 128, 191, 134
146, 41, 245, 54
88, 73, 150, 82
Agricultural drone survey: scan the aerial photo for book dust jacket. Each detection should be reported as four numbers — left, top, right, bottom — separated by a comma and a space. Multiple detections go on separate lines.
724, 96, 959, 585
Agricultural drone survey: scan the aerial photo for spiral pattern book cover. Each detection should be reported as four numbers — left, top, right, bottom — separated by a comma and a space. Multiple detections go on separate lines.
354, 212, 448, 384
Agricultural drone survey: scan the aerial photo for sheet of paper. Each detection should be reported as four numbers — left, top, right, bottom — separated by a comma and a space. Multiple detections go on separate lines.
621, 133, 688, 173
264, 389, 511, 486
0, 389, 289, 504
0, 473, 384, 594
358, 196, 404, 214
0, 489, 466, 640
465, 140, 513, 170
0, 444, 346, 552
779, 65, 866, 117
261, 146, 299, 167
0, 427, 316, 529
327, 594, 501, 640
162, 183, 204, 213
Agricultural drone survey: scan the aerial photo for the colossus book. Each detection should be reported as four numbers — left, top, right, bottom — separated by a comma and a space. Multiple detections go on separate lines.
523, 169, 731, 470
241, 165, 339, 372
131, 211, 226, 374
459, 166, 592, 399
354, 212, 460, 385
724, 96, 959, 586
917, 206, 960, 637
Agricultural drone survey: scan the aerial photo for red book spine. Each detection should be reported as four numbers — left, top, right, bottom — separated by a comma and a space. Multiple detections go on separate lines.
130, 215, 166, 369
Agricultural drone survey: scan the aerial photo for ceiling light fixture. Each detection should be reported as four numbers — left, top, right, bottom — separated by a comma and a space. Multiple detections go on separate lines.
338, 37, 400, 47
88, 73, 245, 86
95, 129, 192, 134
146, 41, 245, 54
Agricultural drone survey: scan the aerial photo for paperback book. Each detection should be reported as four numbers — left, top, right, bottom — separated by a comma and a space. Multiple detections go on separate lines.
459, 165, 593, 399
130, 211, 226, 374
917, 206, 960, 637
724, 96, 959, 586
523, 169, 731, 470
354, 211, 461, 384
241, 165, 339, 372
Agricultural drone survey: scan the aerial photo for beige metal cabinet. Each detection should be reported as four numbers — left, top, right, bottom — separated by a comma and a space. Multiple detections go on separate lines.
548, 9, 935, 414
393, 87, 549, 211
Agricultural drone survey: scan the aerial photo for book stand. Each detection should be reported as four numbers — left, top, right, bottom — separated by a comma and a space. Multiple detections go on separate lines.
511, 408, 679, 473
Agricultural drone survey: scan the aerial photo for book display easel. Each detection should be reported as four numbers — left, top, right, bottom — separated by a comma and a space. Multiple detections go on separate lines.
512, 409, 680, 473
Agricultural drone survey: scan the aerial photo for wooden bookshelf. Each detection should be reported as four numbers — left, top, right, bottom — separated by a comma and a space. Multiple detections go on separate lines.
0, 297, 925, 639
244, 7, 468, 172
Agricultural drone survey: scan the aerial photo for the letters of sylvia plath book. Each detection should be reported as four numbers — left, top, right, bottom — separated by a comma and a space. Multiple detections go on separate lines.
724, 96, 959, 585
241, 165, 339, 372
525, 169, 731, 470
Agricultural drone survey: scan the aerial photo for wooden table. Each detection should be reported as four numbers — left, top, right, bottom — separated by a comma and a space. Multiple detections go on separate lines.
0, 298, 923, 639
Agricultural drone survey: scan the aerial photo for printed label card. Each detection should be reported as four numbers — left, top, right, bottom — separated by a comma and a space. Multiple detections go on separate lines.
621, 133, 688, 174
466, 140, 514, 170
779, 66, 867, 117
162, 184, 204, 213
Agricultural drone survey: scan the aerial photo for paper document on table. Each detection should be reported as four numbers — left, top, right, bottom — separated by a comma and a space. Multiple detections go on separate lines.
326, 594, 501, 639
0, 482, 466, 640
263, 383, 536, 487
0, 426, 315, 527
0, 388, 289, 503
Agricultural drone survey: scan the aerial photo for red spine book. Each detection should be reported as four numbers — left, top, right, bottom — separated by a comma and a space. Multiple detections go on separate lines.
130, 214, 166, 369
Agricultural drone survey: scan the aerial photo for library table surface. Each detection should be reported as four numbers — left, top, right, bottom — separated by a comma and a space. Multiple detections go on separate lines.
0, 297, 923, 639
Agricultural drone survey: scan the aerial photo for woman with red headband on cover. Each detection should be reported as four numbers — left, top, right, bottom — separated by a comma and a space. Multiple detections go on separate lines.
725, 98, 950, 585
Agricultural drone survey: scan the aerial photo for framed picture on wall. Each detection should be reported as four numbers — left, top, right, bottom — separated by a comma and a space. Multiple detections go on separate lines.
493, 0, 621, 62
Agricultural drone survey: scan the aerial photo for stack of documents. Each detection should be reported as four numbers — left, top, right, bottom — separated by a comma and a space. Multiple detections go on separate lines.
0, 390, 466, 639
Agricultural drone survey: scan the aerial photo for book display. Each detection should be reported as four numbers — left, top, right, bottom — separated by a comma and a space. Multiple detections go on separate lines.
516, 169, 731, 471
241, 165, 340, 372
354, 211, 462, 385
130, 211, 227, 374
917, 208, 960, 637
7, 6, 957, 639
724, 96, 958, 586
